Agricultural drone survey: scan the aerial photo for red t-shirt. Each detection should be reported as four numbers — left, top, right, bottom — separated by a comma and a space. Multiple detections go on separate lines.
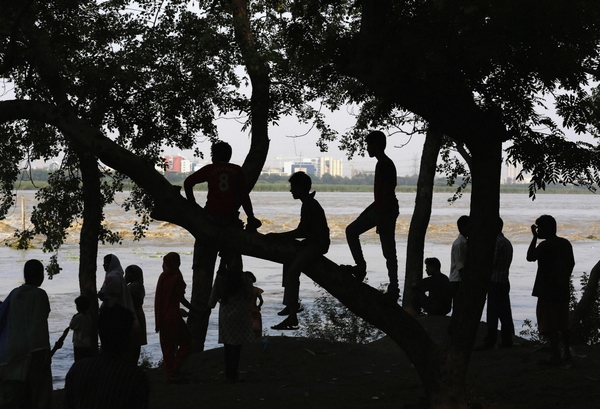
184, 162, 250, 218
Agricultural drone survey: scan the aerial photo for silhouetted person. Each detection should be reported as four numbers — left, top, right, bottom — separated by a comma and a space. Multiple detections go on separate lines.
0, 259, 52, 409
155, 252, 197, 383
69, 295, 95, 361
246, 271, 264, 339
344, 130, 400, 300
209, 268, 255, 382
450, 215, 469, 310
527, 214, 575, 365
266, 172, 330, 330
478, 218, 514, 350
64, 303, 149, 409
184, 141, 261, 350
98, 254, 136, 315
125, 265, 147, 364
412, 257, 451, 316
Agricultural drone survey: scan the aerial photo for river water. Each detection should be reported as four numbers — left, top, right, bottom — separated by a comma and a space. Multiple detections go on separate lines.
0, 190, 599, 388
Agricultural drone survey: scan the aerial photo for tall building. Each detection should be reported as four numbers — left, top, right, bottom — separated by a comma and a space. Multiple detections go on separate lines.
162, 155, 191, 173
318, 157, 343, 178
181, 158, 193, 173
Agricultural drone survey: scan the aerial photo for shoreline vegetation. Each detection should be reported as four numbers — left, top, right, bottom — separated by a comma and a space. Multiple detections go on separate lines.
11, 179, 597, 194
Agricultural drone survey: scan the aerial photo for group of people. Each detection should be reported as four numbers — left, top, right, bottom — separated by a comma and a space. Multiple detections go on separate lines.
0, 131, 580, 407
183, 131, 400, 331
0, 255, 150, 408
411, 212, 575, 364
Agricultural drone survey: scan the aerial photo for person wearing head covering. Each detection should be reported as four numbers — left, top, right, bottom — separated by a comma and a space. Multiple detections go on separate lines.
99, 254, 135, 315
125, 265, 147, 364
155, 252, 195, 383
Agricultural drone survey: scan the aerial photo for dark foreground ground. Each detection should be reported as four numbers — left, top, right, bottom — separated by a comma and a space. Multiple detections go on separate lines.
53, 316, 600, 409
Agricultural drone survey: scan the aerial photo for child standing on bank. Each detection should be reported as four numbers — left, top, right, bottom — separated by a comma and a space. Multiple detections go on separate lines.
246, 272, 264, 339
69, 295, 95, 361
209, 268, 256, 383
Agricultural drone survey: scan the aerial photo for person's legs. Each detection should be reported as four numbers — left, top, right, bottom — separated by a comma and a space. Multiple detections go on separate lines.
173, 318, 193, 375
224, 344, 235, 381
159, 329, 176, 379
282, 262, 300, 312
558, 301, 571, 360
537, 300, 561, 364
188, 240, 218, 352
232, 344, 242, 380
498, 282, 514, 347
548, 330, 562, 362
449, 282, 460, 313
414, 289, 428, 315
345, 207, 377, 275
483, 283, 500, 348
377, 211, 399, 297
274, 246, 321, 329
223, 344, 243, 382
26, 349, 52, 409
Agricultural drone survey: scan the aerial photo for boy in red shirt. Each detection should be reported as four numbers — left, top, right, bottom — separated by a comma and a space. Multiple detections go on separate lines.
183, 142, 261, 350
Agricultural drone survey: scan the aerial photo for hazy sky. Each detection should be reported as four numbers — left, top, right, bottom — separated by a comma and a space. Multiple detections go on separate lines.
165, 100, 597, 179
169, 110, 427, 178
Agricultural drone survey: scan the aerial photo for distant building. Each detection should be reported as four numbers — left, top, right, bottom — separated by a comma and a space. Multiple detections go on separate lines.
317, 157, 343, 178
503, 162, 523, 184
163, 155, 194, 173
291, 162, 317, 175
276, 157, 343, 177
261, 167, 288, 176
181, 158, 193, 174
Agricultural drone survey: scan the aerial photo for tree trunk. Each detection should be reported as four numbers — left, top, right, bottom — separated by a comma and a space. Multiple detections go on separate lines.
403, 126, 443, 313
230, 0, 271, 189
432, 137, 502, 408
77, 151, 102, 353
570, 260, 600, 328
187, 0, 272, 352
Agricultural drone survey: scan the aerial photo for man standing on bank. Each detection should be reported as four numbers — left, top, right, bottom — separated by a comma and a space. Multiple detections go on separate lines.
449, 215, 469, 311
527, 214, 575, 365
477, 218, 514, 350
344, 130, 400, 300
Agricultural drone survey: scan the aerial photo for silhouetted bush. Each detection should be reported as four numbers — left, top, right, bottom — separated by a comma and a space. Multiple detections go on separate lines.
299, 285, 386, 344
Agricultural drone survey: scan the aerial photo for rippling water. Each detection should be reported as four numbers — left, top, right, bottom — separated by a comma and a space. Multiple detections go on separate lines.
1, 190, 599, 388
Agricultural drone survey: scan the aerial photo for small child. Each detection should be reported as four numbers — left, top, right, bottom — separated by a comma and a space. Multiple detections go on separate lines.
246, 272, 264, 339
209, 268, 256, 382
69, 295, 95, 361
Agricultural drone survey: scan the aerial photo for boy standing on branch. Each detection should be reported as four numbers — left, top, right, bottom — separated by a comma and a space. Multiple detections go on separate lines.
344, 131, 400, 301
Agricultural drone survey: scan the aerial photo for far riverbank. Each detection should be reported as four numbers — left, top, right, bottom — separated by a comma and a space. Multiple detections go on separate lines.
11, 179, 597, 194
